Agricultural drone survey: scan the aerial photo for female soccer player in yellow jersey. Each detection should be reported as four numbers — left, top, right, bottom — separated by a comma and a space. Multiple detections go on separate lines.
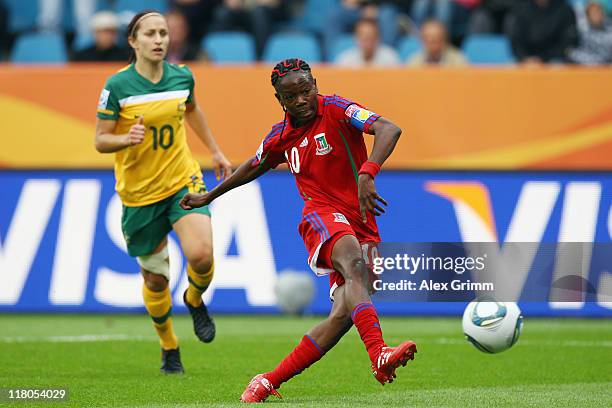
94, 10, 232, 374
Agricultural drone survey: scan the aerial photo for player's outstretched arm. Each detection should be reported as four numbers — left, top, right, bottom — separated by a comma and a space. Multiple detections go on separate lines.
180, 159, 269, 210
366, 116, 402, 166
95, 117, 145, 153
185, 96, 233, 180
358, 117, 402, 222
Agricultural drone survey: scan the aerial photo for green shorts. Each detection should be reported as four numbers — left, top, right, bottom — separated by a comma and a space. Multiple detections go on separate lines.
121, 182, 211, 257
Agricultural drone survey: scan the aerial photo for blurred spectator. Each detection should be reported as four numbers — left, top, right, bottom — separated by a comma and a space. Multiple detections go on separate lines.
453, 1, 482, 39
210, 0, 290, 58
411, 0, 453, 28
582, 0, 612, 15
407, 19, 467, 66
568, 1, 612, 64
71, 11, 128, 62
38, 0, 97, 35
251, 0, 291, 58
171, 0, 223, 45
323, 1, 401, 60
166, 9, 205, 62
0, 1, 8, 59
411, 1, 481, 40
510, 0, 577, 64
468, 0, 521, 35
210, 0, 250, 33
336, 18, 400, 66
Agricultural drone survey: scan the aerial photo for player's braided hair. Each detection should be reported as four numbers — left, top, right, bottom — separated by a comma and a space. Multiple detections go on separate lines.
271, 58, 312, 87
270, 59, 313, 141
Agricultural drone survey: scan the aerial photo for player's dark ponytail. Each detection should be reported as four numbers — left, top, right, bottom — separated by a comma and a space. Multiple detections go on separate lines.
127, 9, 162, 63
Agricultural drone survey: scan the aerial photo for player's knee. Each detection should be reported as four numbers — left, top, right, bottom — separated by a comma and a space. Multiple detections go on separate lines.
188, 247, 214, 274
143, 272, 168, 292
343, 257, 369, 286
138, 246, 170, 281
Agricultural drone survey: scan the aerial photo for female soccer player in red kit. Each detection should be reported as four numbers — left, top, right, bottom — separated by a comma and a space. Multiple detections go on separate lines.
181, 58, 416, 402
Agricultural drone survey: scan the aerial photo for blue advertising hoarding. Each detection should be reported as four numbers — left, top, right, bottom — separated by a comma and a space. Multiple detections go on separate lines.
1, 170, 610, 316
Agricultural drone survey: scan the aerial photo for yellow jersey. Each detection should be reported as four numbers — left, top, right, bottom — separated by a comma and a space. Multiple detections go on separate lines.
97, 62, 201, 206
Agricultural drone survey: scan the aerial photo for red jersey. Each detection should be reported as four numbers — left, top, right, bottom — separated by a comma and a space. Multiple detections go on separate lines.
252, 94, 381, 240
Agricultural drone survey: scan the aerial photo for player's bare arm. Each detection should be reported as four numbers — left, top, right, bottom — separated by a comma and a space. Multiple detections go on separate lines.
180, 159, 269, 210
358, 117, 402, 222
185, 95, 233, 180
94, 116, 145, 153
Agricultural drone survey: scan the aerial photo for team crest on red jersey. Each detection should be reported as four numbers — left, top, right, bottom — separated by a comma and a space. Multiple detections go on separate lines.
333, 213, 350, 225
314, 133, 332, 155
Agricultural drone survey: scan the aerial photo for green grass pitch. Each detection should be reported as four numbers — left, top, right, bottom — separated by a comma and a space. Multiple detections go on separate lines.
0, 314, 610, 407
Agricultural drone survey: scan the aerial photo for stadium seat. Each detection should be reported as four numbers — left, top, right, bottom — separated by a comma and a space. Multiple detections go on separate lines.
203, 32, 256, 63
263, 32, 322, 63
5, 0, 38, 33
11, 32, 67, 64
398, 36, 422, 62
114, 0, 168, 15
330, 34, 356, 63
462, 35, 515, 65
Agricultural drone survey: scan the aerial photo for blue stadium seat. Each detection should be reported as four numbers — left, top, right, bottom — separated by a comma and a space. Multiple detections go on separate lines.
5, 0, 112, 33
11, 32, 67, 64
203, 32, 256, 63
114, 0, 167, 14
398, 36, 422, 62
462, 35, 515, 65
330, 34, 355, 62
5, 0, 38, 33
263, 33, 322, 63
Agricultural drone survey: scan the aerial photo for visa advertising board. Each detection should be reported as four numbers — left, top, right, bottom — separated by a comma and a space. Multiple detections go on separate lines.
1, 170, 610, 316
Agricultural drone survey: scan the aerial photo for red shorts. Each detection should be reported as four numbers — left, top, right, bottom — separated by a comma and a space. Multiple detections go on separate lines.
298, 209, 379, 301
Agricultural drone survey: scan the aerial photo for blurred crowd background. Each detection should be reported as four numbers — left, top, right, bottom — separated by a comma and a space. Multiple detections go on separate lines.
0, 0, 611, 66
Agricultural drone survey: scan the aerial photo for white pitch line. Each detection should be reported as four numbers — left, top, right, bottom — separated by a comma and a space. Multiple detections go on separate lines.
0, 334, 152, 343
1, 334, 611, 347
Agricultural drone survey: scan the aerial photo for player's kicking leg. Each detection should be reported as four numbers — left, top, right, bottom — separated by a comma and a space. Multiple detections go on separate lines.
174, 213, 216, 343
240, 236, 416, 402
240, 286, 354, 402
331, 235, 416, 384
140, 239, 184, 374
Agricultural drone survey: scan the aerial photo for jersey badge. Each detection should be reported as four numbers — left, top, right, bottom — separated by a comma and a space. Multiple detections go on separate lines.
98, 89, 110, 110
255, 142, 264, 161
314, 133, 332, 155
333, 213, 350, 225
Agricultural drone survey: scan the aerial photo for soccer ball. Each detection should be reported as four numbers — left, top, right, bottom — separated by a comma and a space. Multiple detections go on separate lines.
274, 270, 315, 315
462, 299, 523, 353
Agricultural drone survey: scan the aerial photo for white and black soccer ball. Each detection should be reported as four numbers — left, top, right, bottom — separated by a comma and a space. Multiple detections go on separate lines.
274, 271, 315, 315
462, 299, 523, 354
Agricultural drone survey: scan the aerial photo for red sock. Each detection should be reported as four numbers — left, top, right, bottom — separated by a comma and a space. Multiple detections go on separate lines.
265, 335, 324, 388
352, 302, 386, 364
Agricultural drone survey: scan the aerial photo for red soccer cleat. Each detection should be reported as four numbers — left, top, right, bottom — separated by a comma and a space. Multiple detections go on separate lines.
240, 374, 282, 403
372, 341, 417, 385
